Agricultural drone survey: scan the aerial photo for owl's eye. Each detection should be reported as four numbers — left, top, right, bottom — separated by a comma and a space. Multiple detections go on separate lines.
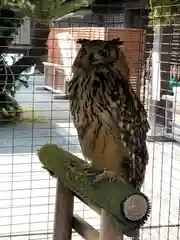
99, 49, 109, 57
81, 47, 87, 55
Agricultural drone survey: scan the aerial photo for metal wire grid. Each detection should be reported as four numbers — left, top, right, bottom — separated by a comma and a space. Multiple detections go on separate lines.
0, 13, 103, 239
0, 5, 180, 240
141, 6, 180, 239
104, 13, 124, 28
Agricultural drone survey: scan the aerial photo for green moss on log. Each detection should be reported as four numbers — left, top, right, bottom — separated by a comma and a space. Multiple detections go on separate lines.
38, 144, 150, 237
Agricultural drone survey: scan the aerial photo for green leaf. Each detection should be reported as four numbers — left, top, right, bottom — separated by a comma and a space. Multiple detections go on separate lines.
149, 0, 180, 25
3, 0, 94, 20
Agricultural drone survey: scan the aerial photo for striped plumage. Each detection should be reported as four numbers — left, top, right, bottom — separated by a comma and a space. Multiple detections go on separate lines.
69, 38, 150, 190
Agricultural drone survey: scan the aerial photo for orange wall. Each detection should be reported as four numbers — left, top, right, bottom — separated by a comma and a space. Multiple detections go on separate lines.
45, 27, 145, 94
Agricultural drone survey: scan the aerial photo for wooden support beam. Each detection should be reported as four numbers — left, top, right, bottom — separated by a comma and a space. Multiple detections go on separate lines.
99, 209, 124, 240
74, 193, 101, 215
73, 214, 99, 240
74, 196, 124, 239
53, 179, 74, 240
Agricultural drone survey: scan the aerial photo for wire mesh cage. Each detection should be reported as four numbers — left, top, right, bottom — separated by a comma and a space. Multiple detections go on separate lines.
1, 1, 180, 240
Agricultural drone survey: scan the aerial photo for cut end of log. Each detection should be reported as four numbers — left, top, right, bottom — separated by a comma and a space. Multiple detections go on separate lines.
122, 194, 149, 222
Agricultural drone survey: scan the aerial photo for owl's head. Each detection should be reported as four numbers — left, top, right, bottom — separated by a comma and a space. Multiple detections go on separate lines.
73, 38, 124, 69
72, 38, 129, 80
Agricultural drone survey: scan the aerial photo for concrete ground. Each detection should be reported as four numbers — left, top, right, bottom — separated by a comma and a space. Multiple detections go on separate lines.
0, 75, 97, 240
0, 75, 180, 239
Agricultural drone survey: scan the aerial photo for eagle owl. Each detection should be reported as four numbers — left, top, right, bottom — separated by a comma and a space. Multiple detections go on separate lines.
69, 38, 149, 190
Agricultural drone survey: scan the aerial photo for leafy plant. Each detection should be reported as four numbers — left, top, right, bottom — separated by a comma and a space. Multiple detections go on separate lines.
149, 0, 180, 25
2, 0, 93, 21
0, 0, 94, 122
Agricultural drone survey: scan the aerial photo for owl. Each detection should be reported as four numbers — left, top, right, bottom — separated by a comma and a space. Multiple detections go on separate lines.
69, 38, 149, 239
69, 38, 149, 190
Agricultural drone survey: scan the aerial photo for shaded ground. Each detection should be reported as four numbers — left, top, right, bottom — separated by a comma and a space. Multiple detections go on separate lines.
0, 75, 180, 239
15, 75, 71, 126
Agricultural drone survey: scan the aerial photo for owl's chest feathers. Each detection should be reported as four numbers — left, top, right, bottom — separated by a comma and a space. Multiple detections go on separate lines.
70, 73, 100, 119
71, 94, 104, 140
69, 76, 109, 145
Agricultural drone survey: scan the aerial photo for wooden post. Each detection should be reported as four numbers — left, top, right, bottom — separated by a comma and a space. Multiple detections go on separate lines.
73, 214, 99, 240
53, 179, 74, 240
99, 209, 124, 240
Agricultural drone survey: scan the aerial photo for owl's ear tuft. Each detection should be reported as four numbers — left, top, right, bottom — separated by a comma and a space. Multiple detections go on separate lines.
77, 39, 89, 45
111, 38, 124, 45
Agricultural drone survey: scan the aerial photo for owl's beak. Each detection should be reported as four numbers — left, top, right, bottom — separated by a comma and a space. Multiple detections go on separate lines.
88, 53, 102, 65
88, 53, 95, 63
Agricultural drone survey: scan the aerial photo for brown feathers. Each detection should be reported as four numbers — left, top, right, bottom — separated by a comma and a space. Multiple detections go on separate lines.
69, 38, 149, 189
77, 38, 124, 46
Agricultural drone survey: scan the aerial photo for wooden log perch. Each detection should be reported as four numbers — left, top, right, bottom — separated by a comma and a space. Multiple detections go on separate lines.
38, 144, 151, 238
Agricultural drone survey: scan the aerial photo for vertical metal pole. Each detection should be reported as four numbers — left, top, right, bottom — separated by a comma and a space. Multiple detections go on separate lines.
147, 24, 166, 142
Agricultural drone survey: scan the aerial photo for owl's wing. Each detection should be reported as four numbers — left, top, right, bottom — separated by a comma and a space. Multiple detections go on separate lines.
95, 70, 150, 188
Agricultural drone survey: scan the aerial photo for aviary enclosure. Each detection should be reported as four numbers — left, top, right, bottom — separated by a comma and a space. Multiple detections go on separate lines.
0, 0, 180, 239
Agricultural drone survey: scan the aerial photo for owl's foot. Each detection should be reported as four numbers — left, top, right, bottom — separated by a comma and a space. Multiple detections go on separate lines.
94, 170, 126, 183
77, 163, 103, 176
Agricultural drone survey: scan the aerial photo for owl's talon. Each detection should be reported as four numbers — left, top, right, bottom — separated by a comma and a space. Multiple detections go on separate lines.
94, 170, 125, 183
94, 170, 116, 183
76, 163, 92, 172
76, 163, 102, 176
75, 163, 103, 184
